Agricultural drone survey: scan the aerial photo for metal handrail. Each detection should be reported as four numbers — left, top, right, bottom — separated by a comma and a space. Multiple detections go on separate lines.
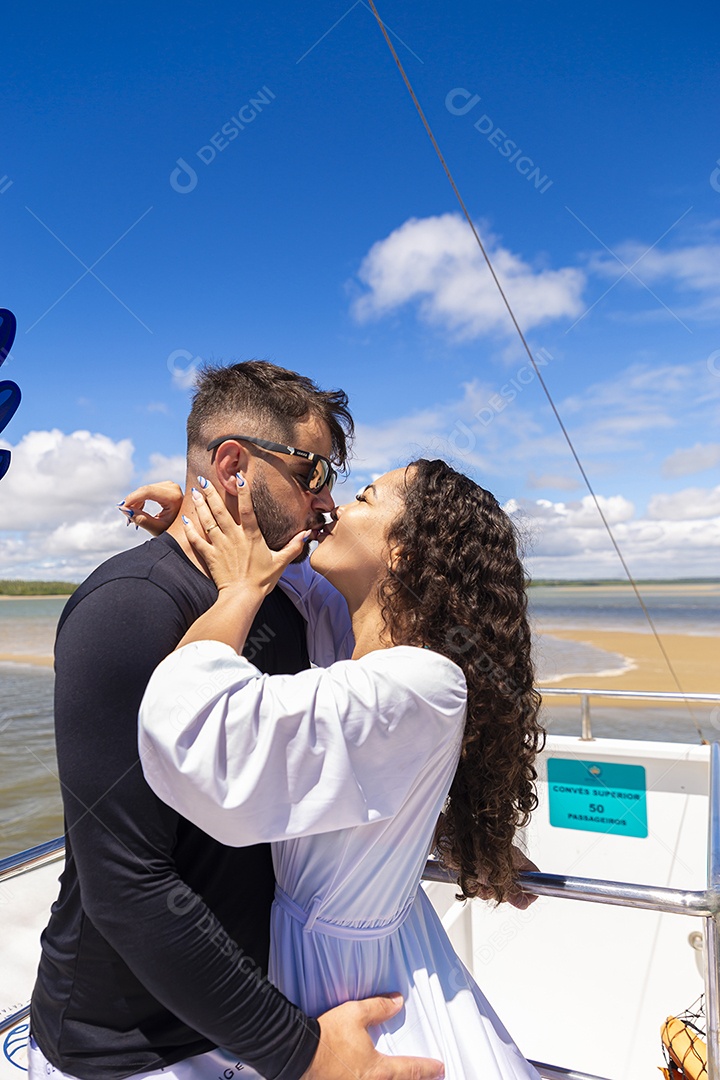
706, 742, 720, 1078
0, 837, 64, 884
539, 689, 720, 701
538, 686, 720, 741
0, 1004, 29, 1037
424, 861, 720, 916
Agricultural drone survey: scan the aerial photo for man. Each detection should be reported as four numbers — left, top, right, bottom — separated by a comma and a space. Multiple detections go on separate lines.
29, 361, 444, 1080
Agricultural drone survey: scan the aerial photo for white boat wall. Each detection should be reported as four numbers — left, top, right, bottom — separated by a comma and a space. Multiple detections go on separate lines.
1, 716, 718, 1080
428, 732, 711, 1079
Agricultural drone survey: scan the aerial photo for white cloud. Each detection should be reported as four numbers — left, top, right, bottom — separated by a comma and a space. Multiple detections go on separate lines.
511, 492, 720, 578
341, 367, 720, 577
647, 485, 720, 521
663, 443, 720, 478
344, 358, 712, 485
346, 403, 494, 480
532, 495, 636, 528
143, 453, 187, 486
353, 214, 585, 339
527, 472, 582, 491
588, 238, 720, 321
0, 430, 180, 581
608, 242, 720, 295
0, 429, 135, 529
0, 516, 146, 581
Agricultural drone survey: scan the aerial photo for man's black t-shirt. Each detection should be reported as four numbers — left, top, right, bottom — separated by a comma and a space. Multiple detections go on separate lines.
30, 534, 320, 1080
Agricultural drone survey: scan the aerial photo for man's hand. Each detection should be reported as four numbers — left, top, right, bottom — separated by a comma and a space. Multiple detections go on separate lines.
303, 994, 444, 1079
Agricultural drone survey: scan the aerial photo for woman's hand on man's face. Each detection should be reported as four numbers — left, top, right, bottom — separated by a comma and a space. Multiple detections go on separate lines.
182, 474, 311, 596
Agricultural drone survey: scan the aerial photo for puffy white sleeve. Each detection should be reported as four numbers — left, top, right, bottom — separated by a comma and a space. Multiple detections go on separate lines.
277, 561, 354, 665
139, 642, 466, 847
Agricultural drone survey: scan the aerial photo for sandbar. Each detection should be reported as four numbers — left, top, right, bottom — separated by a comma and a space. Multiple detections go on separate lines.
0, 653, 54, 667
540, 628, 718, 702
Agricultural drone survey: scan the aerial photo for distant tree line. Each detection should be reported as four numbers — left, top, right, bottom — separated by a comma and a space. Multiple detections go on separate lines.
528, 578, 719, 587
0, 578, 716, 596
0, 580, 77, 595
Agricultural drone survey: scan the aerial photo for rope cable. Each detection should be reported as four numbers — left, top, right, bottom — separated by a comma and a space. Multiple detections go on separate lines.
365, 0, 706, 742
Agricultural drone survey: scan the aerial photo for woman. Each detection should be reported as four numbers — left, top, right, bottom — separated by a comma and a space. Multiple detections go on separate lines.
139, 459, 544, 1078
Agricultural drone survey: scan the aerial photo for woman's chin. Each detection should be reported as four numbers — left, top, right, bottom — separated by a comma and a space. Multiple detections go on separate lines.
309, 543, 328, 574
310, 540, 338, 583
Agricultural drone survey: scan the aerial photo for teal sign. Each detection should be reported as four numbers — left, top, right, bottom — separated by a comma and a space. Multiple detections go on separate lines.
547, 758, 648, 838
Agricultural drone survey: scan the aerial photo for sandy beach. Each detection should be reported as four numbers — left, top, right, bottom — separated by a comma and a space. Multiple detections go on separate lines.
0, 653, 54, 666
541, 628, 718, 701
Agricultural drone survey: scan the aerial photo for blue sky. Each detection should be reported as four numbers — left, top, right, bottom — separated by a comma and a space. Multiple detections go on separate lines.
1, 0, 719, 579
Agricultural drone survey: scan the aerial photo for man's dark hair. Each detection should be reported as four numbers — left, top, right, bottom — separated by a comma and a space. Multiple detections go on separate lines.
187, 360, 354, 470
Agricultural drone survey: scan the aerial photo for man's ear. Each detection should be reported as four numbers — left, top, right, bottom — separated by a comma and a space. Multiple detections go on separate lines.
213, 441, 251, 495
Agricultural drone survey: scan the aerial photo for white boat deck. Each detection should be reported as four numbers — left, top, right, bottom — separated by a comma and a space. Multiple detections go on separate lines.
1, 732, 716, 1080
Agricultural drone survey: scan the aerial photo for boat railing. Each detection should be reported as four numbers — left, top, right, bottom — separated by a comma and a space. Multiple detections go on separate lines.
2, 739, 719, 1080
424, 738, 720, 1080
538, 686, 720, 741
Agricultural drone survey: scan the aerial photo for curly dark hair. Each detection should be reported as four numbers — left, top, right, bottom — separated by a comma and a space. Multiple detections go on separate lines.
378, 458, 544, 903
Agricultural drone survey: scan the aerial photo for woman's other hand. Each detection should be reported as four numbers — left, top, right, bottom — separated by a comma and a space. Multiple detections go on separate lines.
118, 482, 183, 536
503, 846, 540, 910
471, 844, 539, 909
182, 474, 310, 597
435, 816, 540, 910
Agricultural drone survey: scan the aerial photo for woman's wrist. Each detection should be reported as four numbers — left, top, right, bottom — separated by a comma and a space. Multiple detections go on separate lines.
176, 582, 268, 654
216, 580, 269, 605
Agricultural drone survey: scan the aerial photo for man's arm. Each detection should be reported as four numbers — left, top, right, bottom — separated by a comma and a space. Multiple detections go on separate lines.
54, 578, 319, 1079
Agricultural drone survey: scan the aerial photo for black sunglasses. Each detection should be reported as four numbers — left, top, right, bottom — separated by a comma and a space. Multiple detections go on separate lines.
206, 435, 337, 494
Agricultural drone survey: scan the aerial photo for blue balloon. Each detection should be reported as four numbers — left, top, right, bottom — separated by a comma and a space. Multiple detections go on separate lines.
0, 381, 21, 432
0, 308, 17, 367
0, 307, 20, 483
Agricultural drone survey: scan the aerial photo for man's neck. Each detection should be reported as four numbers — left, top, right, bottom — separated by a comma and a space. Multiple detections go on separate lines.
166, 499, 210, 577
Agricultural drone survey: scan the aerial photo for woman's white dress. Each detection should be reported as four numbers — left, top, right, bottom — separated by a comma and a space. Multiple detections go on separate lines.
140, 640, 539, 1080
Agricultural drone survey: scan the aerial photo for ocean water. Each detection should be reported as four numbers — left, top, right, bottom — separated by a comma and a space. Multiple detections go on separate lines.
528, 584, 720, 636
0, 663, 61, 858
0, 598, 68, 656
0, 588, 717, 860
0, 599, 67, 858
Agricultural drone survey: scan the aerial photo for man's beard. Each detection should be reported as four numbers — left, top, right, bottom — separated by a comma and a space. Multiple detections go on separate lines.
250, 469, 311, 564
